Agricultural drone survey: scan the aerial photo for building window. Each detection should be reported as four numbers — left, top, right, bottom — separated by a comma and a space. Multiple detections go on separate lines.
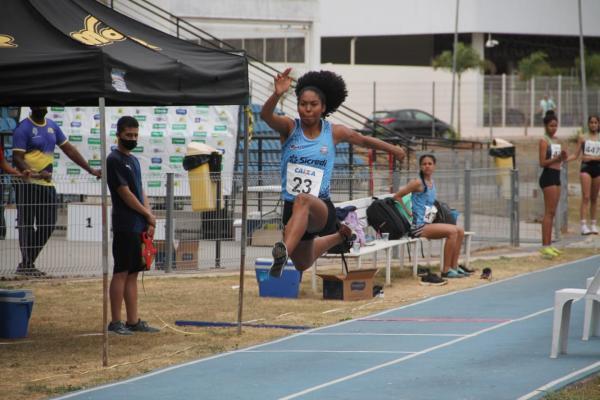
266, 38, 285, 62
287, 38, 305, 63
321, 37, 352, 64
245, 39, 264, 60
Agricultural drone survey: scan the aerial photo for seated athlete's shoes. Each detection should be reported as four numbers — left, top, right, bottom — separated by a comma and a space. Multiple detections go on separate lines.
441, 269, 464, 279
457, 266, 471, 276
458, 264, 476, 274
581, 224, 592, 235
539, 247, 556, 259
269, 241, 288, 278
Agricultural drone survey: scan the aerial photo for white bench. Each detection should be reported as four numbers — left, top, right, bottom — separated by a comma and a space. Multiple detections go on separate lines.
310, 195, 476, 291
311, 195, 417, 290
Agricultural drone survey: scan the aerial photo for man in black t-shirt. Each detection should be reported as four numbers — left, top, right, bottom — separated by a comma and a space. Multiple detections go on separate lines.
106, 116, 159, 335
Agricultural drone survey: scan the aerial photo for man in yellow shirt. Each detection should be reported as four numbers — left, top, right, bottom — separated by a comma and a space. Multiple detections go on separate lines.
12, 107, 101, 276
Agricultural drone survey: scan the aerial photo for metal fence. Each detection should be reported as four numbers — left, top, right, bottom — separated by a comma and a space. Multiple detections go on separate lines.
0, 163, 570, 278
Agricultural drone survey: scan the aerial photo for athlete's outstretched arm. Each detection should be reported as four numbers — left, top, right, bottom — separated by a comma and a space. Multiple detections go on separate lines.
333, 124, 405, 161
260, 67, 295, 139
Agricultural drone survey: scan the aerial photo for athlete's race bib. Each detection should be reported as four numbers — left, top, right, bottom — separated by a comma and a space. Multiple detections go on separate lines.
424, 205, 438, 224
584, 141, 600, 157
550, 144, 561, 159
286, 163, 324, 198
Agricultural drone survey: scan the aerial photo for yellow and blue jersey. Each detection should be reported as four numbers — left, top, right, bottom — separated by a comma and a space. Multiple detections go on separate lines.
12, 117, 67, 186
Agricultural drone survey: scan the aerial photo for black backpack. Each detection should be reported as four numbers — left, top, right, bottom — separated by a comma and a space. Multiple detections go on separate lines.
366, 197, 411, 239
433, 200, 456, 225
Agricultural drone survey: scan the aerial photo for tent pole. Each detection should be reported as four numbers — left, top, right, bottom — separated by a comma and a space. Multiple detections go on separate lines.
99, 97, 109, 366
237, 106, 250, 335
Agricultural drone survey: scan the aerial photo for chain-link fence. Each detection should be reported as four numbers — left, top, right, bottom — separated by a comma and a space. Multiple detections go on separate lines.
0, 163, 570, 278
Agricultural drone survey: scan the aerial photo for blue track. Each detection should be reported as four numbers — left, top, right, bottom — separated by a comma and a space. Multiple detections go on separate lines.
54, 256, 600, 400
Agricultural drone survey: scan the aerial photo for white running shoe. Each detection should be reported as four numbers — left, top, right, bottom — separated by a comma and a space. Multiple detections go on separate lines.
581, 224, 592, 235
590, 224, 599, 235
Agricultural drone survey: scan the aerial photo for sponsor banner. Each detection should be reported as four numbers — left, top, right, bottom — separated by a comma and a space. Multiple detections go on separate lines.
20, 106, 239, 196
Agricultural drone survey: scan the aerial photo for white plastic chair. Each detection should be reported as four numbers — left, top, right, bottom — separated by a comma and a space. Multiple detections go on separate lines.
550, 268, 600, 358
583, 276, 600, 341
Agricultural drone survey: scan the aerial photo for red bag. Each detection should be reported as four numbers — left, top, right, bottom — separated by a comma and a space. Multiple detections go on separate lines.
140, 232, 157, 271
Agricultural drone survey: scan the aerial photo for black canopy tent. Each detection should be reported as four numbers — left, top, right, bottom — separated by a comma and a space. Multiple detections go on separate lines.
0, 0, 252, 364
0, 0, 248, 106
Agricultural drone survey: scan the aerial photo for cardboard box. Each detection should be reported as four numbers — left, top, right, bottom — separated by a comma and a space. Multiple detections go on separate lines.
175, 240, 200, 270
317, 269, 378, 301
251, 228, 283, 246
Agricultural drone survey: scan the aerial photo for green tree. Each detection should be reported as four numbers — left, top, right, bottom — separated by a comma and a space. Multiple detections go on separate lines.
576, 52, 600, 86
433, 42, 485, 135
517, 51, 554, 81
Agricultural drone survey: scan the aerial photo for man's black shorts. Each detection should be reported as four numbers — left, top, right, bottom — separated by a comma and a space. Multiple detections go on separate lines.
112, 231, 144, 274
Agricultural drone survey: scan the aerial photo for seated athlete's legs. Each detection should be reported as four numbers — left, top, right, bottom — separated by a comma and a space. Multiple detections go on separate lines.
421, 223, 459, 273
284, 193, 329, 255
451, 226, 464, 267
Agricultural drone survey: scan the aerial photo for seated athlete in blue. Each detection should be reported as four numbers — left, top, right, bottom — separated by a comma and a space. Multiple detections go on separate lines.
260, 68, 406, 277
393, 154, 471, 281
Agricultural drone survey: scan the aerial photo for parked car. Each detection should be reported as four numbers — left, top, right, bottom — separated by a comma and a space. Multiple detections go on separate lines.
363, 109, 456, 139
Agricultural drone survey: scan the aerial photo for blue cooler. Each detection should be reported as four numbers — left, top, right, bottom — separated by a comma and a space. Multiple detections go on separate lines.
0, 289, 34, 339
255, 258, 301, 298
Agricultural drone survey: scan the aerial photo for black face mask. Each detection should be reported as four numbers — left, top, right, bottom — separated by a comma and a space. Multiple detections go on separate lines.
119, 138, 137, 151
31, 109, 47, 121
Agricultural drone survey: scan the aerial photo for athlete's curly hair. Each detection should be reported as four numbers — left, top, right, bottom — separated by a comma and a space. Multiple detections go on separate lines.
295, 70, 348, 118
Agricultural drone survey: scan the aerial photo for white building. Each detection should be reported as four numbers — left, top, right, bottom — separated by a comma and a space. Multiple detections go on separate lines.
122, 0, 600, 137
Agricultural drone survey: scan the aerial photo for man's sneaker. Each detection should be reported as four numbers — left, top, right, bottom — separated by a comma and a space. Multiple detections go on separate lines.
441, 269, 464, 278
108, 321, 133, 336
126, 319, 160, 333
591, 224, 599, 235
456, 266, 471, 276
269, 241, 288, 278
417, 267, 430, 277
420, 272, 447, 286
581, 224, 592, 235
539, 247, 556, 259
15, 263, 46, 277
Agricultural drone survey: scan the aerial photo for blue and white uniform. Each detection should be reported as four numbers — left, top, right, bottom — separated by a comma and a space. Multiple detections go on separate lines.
281, 119, 335, 202
410, 178, 437, 237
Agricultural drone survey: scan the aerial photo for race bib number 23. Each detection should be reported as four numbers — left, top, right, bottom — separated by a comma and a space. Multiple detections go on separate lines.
286, 163, 323, 198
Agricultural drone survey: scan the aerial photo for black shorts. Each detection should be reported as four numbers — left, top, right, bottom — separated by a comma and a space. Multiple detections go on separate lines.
539, 168, 561, 189
581, 162, 600, 179
282, 198, 337, 241
112, 231, 144, 274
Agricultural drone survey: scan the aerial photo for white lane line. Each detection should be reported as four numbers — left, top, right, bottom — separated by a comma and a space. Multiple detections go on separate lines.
242, 350, 416, 354
322, 308, 343, 314
517, 361, 600, 400
307, 333, 465, 337
51, 256, 600, 400
278, 307, 553, 400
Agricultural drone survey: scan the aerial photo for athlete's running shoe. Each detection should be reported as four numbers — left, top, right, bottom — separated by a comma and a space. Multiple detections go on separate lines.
457, 266, 471, 276
539, 247, 556, 259
458, 264, 476, 274
337, 223, 356, 252
581, 224, 592, 235
550, 246, 562, 256
269, 241, 288, 278
590, 224, 599, 235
